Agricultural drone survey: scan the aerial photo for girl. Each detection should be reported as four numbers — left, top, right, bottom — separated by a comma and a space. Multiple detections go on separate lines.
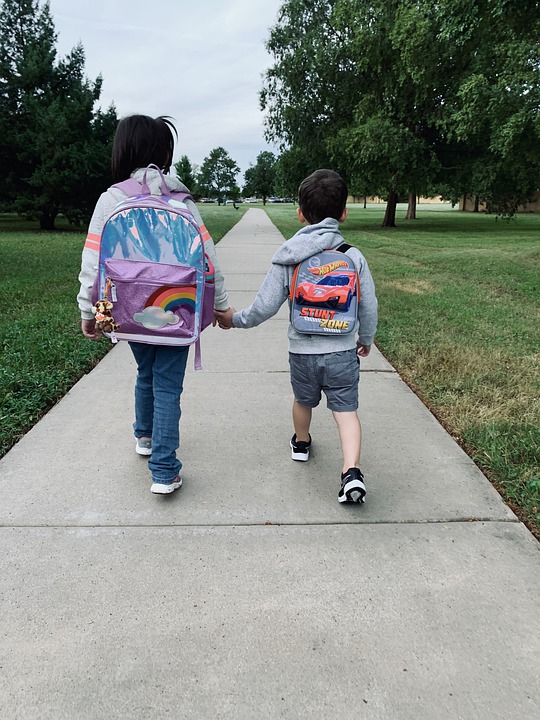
77, 114, 230, 494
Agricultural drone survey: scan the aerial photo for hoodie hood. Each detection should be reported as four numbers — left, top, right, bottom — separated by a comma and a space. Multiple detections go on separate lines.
131, 167, 188, 195
271, 218, 345, 266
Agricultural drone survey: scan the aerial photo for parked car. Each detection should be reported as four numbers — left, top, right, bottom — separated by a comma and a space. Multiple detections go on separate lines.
200, 198, 216, 203
243, 197, 259, 203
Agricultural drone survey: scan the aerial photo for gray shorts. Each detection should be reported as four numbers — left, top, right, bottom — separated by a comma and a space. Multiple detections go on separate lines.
289, 349, 360, 412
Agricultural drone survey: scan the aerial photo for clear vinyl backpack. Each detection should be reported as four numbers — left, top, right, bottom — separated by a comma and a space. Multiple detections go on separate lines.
92, 165, 215, 369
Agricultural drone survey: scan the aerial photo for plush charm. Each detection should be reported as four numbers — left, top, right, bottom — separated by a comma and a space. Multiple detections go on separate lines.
92, 299, 120, 333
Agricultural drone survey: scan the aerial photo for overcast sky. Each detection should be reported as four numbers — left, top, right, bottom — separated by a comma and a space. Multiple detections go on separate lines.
47, 0, 284, 181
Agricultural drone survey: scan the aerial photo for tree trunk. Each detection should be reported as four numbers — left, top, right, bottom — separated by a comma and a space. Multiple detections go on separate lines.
381, 190, 398, 227
40, 208, 58, 231
473, 195, 479, 212
461, 193, 467, 211
405, 192, 417, 219
364, 196, 367, 209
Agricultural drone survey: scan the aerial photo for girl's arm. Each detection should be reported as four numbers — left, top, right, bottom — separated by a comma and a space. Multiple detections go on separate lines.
187, 200, 230, 311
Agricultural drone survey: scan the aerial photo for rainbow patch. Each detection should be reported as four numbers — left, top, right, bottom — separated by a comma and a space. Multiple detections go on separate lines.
146, 285, 197, 312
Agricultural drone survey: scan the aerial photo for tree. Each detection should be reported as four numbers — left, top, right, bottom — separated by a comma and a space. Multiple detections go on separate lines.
0, 0, 57, 209
262, 0, 441, 227
260, 1, 346, 180
273, 147, 315, 198
435, 0, 540, 214
243, 151, 277, 203
174, 155, 197, 192
0, 0, 117, 229
198, 147, 240, 199
262, 0, 540, 224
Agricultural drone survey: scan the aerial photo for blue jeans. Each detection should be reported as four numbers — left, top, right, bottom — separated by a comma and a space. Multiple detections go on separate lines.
129, 342, 189, 483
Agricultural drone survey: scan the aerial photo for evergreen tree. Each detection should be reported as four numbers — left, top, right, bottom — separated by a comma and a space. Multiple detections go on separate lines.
0, 0, 117, 229
174, 155, 197, 193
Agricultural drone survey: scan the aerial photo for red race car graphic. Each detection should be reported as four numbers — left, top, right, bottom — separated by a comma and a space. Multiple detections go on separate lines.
294, 270, 357, 311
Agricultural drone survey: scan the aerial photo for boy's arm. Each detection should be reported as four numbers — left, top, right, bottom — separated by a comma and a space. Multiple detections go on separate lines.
234, 264, 289, 329
187, 200, 230, 311
219, 264, 289, 330
356, 255, 378, 346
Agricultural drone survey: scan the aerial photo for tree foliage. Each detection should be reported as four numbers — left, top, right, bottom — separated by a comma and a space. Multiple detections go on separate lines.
0, 0, 117, 229
273, 147, 313, 198
174, 155, 197, 193
243, 151, 277, 203
261, 0, 342, 173
262, 0, 445, 225
436, 0, 540, 214
262, 0, 540, 222
198, 147, 240, 198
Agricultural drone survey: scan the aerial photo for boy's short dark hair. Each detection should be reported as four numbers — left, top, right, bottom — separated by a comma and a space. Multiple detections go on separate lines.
298, 169, 348, 224
111, 115, 177, 183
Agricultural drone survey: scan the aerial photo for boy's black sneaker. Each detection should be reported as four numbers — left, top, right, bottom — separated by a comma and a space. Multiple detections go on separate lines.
290, 434, 312, 461
338, 467, 366, 504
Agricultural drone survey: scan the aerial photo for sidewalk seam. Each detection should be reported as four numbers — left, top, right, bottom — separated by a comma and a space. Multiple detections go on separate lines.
0, 517, 521, 529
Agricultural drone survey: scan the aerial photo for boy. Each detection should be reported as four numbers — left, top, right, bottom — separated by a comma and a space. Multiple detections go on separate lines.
215, 169, 378, 503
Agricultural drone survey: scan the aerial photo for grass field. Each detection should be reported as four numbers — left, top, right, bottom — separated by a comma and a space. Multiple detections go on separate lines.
0, 206, 245, 458
263, 203, 540, 535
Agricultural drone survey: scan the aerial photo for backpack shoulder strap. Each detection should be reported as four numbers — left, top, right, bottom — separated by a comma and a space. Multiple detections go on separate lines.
336, 242, 352, 252
170, 190, 195, 204
289, 263, 301, 302
111, 178, 142, 197
111, 178, 195, 205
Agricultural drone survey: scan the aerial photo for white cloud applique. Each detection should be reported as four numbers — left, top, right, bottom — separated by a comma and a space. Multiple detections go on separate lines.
133, 307, 180, 329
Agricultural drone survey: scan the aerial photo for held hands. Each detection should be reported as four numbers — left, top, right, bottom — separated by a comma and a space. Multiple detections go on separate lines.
214, 307, 236, 330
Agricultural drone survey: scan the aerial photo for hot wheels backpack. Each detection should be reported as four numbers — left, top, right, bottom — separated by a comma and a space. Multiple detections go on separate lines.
289, 244, 359, 335
92, 165, 215, 369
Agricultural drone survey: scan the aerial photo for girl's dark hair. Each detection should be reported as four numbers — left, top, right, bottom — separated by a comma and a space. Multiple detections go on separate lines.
298, 169, 348, 224
111, 115, 178, 182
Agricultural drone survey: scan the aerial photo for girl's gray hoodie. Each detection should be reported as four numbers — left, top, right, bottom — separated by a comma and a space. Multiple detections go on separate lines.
232, 218, 378, 355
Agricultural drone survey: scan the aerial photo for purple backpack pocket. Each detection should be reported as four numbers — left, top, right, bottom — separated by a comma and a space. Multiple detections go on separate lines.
105, 258, 198, 340
201, 279, 215, 331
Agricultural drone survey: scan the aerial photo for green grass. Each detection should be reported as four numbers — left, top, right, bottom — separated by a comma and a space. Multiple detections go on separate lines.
0, 222, 110, 456
264, 203, 540, 535
198, 202, 248, 240
0, 207, 244, 457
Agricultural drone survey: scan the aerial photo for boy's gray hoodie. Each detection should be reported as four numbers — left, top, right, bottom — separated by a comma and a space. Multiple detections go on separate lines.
233, 218, 378, 355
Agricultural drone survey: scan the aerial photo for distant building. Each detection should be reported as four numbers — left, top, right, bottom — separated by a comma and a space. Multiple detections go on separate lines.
347, 195, 447, 204
459, 193, 540, 212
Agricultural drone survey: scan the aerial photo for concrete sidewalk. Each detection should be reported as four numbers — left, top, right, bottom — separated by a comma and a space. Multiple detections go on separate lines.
0, 208, 538, 719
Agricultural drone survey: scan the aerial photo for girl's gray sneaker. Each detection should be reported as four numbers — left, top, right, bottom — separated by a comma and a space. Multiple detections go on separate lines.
151, 477, 182, 495
135, 437, 152, 456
